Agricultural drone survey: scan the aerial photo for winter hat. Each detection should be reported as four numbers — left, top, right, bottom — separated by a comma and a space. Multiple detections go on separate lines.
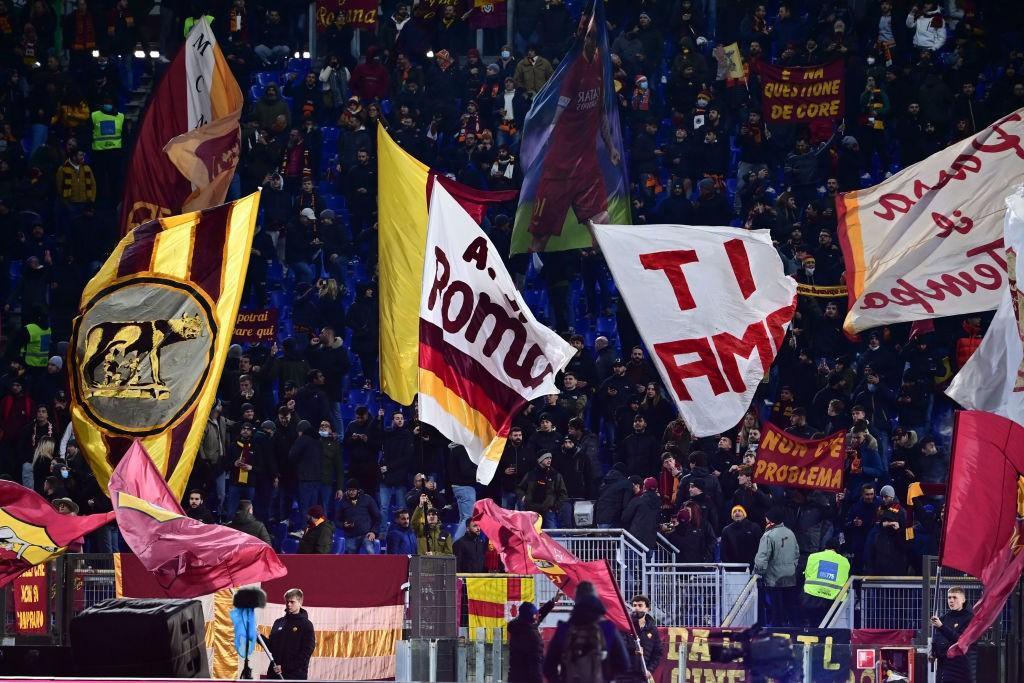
308, 504, 325, 518
296, 420, 312, 434
319, 209, 336, 221
344, 479, 361, 490
765, 506, 786, 525
635, 74, 648, 84
518, 601, 538, 621
628, 475, 643, 487
537, 452, 553, 464
643, 477, 658, 491
731, 505, 748, 519
260, 420, 276, 432
879, 485, 896, 499
697, 177, 715, 192
228, 344, 243, 359
676, 506, 692, 524
841, 135, 858, 149
48, 356, 63, 369
300, 207, 316, 220
612, 461, 627, 473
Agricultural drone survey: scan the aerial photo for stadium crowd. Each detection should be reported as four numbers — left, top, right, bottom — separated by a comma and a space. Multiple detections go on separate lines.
0, 0, 1021, 633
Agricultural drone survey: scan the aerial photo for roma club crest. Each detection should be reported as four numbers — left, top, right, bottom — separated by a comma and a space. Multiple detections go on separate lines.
69, 276, 216, 436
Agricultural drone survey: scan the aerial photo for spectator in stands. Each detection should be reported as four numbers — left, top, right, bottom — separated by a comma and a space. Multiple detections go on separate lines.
630, 594, 663, 677
337, 479, 380, 554
227, 499, 273, 545
386, 508, 417, 555
721, 505, 762, 566
594, 462, 632, 529
517, 452, 567, 528
454, 518, 487, 573
185, 489, 216, 524
411, 497, 453, 556
621, 415, 660, 478
254, 9, 290, 67
623, 477, 660, 560
380, 409, 414, 535
754, 506, 800, 626
298, 504, 334, 554
513, 45, 553, 98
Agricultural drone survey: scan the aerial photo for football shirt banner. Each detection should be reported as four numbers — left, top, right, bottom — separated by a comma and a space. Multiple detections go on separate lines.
755, 61, 844, 123
70, 193, 259, 499
839, 108, 1024, 334
510, 0, 630, 254
592, 223, 797, 437
752, 423, 846, 492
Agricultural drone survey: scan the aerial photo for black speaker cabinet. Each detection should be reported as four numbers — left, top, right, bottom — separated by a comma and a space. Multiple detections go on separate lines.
70, 598, 210, 678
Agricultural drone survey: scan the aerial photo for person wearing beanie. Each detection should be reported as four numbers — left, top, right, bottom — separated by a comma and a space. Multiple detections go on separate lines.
516, 451, 568, 527
720, 504, 763, 567
507, 593, 560, 683
594, 462, 636, 528
298, 504, 334, 554
411, 495, 453, 556
623, 470, 661, 557
543, 581, 630, 682
337, 478, 381, 554
753, 505, 800, 626
665, 501, 716, 563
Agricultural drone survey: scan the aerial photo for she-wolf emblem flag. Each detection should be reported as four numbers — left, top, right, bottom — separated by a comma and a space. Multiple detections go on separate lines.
69, 193, 259, 499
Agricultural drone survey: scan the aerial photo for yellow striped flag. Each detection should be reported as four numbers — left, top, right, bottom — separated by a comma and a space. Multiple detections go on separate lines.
466, 575, 535, 642
69, 193, 259, 498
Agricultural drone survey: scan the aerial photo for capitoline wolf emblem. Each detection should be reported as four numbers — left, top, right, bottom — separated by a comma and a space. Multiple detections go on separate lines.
81, 313, 205, 399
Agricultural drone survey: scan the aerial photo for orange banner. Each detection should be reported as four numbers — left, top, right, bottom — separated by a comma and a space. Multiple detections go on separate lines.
753, 423, 846, 492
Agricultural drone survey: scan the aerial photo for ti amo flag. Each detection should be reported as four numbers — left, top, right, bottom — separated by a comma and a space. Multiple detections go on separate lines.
119, 17, 243, 234
109, 440, 286, 598
592, 222, 796, 437
69, 193, 259, 499
940, 411, 1024, 658
838, 108, 1024, 334
947, 191, 1024, 422
0, 481, 114, 587
472, 499, 633, 634
419, 185, 573, 483
377, 125, 519, 405
510, 0, 630, 254
466, 575, 535, 641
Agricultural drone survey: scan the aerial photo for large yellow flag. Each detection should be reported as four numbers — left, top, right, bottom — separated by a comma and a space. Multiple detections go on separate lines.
68, 193, 259, 497
378, 126, 429, 405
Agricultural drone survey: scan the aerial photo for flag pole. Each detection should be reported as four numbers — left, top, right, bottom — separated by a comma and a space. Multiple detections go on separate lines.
603, 558, 649, 678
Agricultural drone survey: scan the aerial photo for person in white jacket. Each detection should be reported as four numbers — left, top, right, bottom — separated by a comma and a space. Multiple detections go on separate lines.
906, 3, 948, 51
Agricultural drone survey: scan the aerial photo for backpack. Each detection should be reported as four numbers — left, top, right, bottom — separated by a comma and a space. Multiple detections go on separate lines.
559, 621, 606, 683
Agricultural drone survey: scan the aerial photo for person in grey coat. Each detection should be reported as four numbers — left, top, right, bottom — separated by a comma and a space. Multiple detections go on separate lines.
754, 506, 800, 626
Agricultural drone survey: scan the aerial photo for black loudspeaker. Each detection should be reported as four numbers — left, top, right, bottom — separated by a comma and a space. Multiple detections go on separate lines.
70, 598, 210, 678
409, 555, 458, 638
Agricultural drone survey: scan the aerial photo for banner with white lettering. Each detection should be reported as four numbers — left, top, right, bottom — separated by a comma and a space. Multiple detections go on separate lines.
947, 190, 1024, 423
839, 108, 1024, 333
418, 185, 573, 484
593, 223, 797, 437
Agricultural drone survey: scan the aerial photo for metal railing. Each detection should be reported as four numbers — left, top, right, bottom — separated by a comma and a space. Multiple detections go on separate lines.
546, 529, 649, 600
653, 532, 680, 564
646, 563, 751, 627
721, 574, 759, 627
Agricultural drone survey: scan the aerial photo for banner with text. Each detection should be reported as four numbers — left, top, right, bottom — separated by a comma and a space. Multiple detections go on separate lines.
753, 423, 846, 492
12, 565, 48, 635
593, 223, 796, 437
797, 284, 847, 298
315, 0, 378, 31
232, 309, 278, 343
839, 107, 1024, 333
757, 61, 844, 123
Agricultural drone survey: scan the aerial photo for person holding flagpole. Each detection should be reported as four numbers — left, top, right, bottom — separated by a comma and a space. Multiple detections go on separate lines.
930, 586, 974, 682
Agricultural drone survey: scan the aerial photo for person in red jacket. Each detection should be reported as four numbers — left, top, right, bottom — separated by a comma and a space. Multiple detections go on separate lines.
0, 378, 34, 478
349, 48, 390, 102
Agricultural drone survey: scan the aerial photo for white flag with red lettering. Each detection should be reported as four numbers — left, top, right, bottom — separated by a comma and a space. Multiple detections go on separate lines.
593, 223, 797, 436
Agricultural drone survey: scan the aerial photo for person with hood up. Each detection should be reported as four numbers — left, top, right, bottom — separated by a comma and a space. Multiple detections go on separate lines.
594, 462, 634, 529
664, 501, 716, 563
542, 581, 630, 683
227, 499, 272, 545
507, 594, 560, 683
623, 477, 661, 559
267, 588, 316, 679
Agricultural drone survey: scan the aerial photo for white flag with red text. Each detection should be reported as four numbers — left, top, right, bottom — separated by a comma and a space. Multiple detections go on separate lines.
839, 108, 1024, 334
947, 190, 1024, 424
593, 223, 797, 437
418, 184, 574, 483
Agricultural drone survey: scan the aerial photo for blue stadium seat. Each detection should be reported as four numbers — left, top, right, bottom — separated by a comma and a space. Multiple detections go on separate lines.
271, 521, 288, 552
287, 57, 311, 73
249, 84, 263, 101
257, 71, 283, 87
331, 528, 345, 554
361, 539, 381, 554
281, 536, 300, 554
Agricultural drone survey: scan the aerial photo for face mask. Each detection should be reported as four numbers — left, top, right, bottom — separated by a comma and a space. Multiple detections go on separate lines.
697, 98, 708, 107
867, 384, 877, 392
805, 267, 815, 275
867, 57, 876, 65
501, 50, 510, 59
101, 104, 113, 113
319, 430, 330, 437
639, 82, 648, 90
60, 468, 69, 479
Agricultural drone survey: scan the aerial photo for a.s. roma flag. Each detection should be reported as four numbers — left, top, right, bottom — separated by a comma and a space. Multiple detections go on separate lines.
0, 481, 114, 587
466, 575, 535, 641
119, 17, 243, 234
69, 193, 259, 499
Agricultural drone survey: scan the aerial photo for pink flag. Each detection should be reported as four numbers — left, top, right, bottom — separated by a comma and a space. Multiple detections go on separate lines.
471, 499, 634, 634
108, 440, 286, 597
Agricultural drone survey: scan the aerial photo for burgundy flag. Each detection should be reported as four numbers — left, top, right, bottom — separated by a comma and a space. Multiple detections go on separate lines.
109, 440, 286, 597
472, 499, 634, 634
0, 481, 114, 587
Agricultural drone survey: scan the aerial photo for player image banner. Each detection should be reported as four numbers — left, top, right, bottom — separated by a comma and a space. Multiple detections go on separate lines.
592, 223, 796, 437
69, 194, 259, 499
752, 423, 846, 493
839, 107, 1024, 333
232, 308, 278, 343
419, 185, 573, 484
510, 0, 630, 254
756, 61, 844, 123
315, 0, 378, 31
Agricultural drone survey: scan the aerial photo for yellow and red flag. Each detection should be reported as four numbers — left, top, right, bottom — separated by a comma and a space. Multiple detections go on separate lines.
465, 575, 535, 641
69, 193, 259, 498
119, 17, 243, 233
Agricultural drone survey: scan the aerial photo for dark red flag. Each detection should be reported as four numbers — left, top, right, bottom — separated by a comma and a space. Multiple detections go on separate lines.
428, 173, 518, 224
472, 499, 634, 634
0, 481, 114, 587
109, 440, 286, 597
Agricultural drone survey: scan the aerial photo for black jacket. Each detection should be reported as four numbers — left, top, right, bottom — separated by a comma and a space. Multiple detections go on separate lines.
508, 613, 544, 683
453, 532, 487, 573
720, 519, 762, 566
620, 431, 661, 478
381, 427, 415, 487
497, 441, 535, 493
298, 519, 334, 554
227, 510, 273, 545
622, 490, 660, 550
289, 433, 323, 483
931, 607, 973, 680
666, 521, 716, 563
633, 614, 664, 672
594, 470, 634, 527
267, 608, 316, 679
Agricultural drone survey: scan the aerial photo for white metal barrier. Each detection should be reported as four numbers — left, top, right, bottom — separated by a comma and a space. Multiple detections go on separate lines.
545, 528, 649, 600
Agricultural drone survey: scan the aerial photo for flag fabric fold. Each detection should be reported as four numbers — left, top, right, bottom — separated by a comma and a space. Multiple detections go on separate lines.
471, 499, 633, 634
0, 481, 114, 587
109, 440, 286, 598
119, 17, 243, 233
377, 125, 524, 405
419, 185, 573, 483
69, 193, 259, 499
509, 0, 630, 254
